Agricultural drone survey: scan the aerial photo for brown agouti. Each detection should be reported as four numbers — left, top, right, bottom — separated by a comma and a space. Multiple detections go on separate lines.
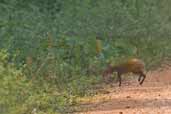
102, 58, 146, 86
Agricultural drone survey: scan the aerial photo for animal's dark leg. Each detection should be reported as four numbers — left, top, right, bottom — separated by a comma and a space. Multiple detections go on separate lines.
139, 72, 146, 85
118, 73, 122, 86
102, 73, 108, 83
138, 75, 142, 82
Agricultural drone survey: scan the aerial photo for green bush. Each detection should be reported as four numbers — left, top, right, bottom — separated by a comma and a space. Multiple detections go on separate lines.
0, 50, 72, 114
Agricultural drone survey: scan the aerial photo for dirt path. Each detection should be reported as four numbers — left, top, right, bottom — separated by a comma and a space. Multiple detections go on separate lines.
76, 66, 171, 114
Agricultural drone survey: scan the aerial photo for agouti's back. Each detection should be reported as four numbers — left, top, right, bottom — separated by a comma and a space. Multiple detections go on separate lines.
114, 58, 145, 74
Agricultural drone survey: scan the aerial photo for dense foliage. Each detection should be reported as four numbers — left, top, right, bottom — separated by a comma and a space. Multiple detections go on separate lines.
0, 0, 171, 113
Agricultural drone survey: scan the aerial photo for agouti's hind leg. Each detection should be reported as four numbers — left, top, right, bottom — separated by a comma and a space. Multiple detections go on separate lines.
138, 75, 142, 82
139, 72, 146, 85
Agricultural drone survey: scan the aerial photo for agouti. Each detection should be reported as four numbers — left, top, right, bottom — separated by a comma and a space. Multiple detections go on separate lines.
102, 58, 146, 86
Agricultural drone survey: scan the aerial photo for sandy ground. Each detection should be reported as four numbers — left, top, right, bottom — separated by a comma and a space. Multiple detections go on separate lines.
75, 65, 171, 114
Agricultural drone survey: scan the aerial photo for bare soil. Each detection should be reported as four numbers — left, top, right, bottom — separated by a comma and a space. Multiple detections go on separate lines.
76, 65, 171, 114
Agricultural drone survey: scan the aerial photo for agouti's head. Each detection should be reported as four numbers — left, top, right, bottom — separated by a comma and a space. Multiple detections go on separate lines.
102, 64, 115, 77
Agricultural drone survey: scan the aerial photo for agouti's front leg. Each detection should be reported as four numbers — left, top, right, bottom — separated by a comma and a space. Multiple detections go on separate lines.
117, 72, 122, 86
